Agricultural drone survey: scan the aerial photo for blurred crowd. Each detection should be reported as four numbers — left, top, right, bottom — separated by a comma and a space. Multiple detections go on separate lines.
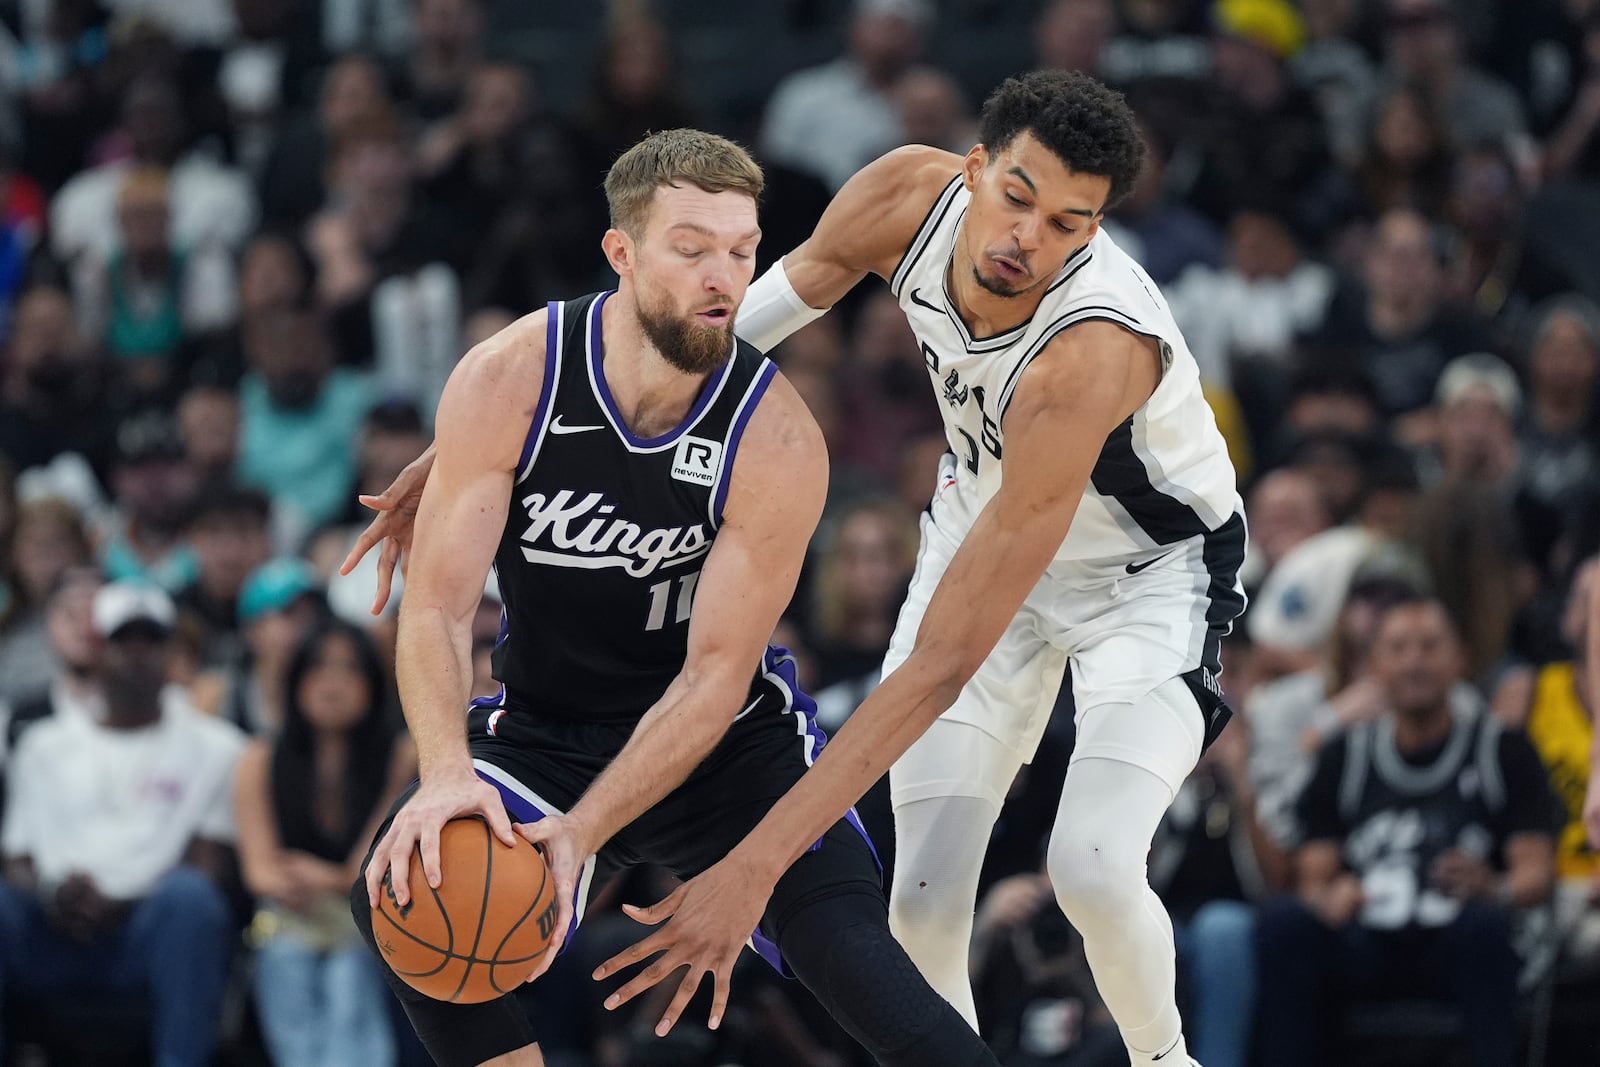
0, 0, 1598, 1064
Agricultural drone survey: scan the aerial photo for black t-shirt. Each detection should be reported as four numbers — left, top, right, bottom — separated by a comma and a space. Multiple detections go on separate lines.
1295, 709, 1557, 928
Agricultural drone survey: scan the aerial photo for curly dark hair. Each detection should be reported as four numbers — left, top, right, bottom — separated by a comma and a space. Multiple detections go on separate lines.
977, 70, 1145, 211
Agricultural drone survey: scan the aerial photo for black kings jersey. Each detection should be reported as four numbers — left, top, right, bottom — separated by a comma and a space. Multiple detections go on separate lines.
490, 291, 777, 722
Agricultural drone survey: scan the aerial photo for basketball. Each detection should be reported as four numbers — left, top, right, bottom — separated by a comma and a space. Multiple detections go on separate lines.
370, 816, 561, 1004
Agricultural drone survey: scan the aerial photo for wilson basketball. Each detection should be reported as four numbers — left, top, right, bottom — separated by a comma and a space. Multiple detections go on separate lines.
371, 816, 561, 1003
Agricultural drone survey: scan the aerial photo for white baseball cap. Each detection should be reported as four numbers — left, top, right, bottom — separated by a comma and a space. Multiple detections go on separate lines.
92, 579, 177, 638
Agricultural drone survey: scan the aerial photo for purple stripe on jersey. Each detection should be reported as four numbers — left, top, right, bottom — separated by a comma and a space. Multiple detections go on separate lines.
588, 291, 734, 448
517, 301, 562, 473
712, 360, 778, 523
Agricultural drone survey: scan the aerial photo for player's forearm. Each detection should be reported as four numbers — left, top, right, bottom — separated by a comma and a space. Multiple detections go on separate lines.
732, 656, 963, 883
395, 604, 474, 778
566, 671, 751, 852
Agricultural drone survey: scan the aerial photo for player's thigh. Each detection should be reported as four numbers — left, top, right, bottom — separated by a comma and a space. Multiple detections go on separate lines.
889, 715, 1028, 812
1068, 674, 1205, 799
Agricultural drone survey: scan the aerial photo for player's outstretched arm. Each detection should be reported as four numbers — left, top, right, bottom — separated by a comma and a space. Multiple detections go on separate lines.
596, 321, 1162, 1031
736, 145, 959, 352
363, 316, 545, 911
517, 374, 827, 987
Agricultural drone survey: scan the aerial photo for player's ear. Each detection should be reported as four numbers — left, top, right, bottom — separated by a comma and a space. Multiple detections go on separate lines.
602, 228, 634, 277
961, 144, 989, 192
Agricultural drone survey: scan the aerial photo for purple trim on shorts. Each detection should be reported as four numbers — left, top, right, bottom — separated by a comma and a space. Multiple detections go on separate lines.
588, 291, 733, 448
712, 359, 777, 524
749, 645, 883, 978
516, 302, 561, 472
475, 766, 582, 954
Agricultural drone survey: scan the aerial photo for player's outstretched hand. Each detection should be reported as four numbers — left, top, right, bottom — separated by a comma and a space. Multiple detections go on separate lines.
592, 855, 772, 1037
365, 765, 516, 909
512, 814, 594, 983
339, 443, 437, 615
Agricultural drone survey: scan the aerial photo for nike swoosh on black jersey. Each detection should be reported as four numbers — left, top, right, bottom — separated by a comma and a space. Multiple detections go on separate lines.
1124, 551, 1173, 575
549, 416, 604, 435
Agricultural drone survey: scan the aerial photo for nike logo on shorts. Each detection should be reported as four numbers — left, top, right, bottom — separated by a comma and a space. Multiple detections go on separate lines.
1125, 551, 1172, 575
550, 416, 604, 435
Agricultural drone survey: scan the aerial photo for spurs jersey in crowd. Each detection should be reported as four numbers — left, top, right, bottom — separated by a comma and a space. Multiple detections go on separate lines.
488, 291, 777, 721
891, 176, 1241, 559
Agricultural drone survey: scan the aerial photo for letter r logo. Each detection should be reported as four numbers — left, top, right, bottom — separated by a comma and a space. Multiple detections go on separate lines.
672, 436, 721, 486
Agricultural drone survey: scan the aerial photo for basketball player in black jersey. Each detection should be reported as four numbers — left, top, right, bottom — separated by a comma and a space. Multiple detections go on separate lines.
348, 130, 999, 1067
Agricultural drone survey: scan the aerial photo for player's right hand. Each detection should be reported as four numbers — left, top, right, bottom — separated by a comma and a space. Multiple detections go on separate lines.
365, 765, 516, 909
340, 443, 436, 615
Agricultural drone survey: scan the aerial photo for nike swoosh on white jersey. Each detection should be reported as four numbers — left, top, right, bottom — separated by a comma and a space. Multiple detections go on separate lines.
549, 416, 604, 435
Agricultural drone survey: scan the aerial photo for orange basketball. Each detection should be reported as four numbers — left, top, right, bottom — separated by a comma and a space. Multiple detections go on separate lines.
370, 816, 560, 1003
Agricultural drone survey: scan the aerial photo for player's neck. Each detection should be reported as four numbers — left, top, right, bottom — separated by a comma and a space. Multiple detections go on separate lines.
945, 251, 1047, 339
601, 294, 718, 439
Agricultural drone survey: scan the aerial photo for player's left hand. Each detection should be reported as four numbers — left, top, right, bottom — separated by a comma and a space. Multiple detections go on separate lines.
592, 854, 772, 1037
513, 813, 594, 983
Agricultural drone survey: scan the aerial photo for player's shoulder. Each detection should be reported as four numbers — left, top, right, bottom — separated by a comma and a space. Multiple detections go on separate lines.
829, 145, 966, 270
452, 306, 552, 393
718, 364, 827, 519
741, 366, 826, 466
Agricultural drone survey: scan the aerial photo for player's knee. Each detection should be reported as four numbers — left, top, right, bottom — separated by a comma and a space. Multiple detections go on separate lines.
1046, 822, 1145, 926
814, 922, 966, 1060
888, 876, 965, 937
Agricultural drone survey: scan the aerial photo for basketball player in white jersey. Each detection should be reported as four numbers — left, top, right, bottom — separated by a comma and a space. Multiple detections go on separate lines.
350, 71, 1243, 1067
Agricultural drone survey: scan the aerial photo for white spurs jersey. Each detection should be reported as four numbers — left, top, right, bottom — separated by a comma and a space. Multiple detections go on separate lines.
892, 176, 1242, 561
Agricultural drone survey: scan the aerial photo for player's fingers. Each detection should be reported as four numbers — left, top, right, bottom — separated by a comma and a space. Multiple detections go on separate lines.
603, 952, 679, 1012
364, 848, 390, 907
477, 796, 518, 847
620, 889, 681, 927
419, 819, 443, 890
707, 958, 734, 1030
372, 538, 399, 615
341, 515, 386, 576
385, 835, 415, 907
592, 931, 657, 980
654, 968, 706, 1037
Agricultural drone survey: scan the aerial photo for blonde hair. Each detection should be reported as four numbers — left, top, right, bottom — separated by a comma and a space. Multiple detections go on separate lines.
604, 129, 763, 238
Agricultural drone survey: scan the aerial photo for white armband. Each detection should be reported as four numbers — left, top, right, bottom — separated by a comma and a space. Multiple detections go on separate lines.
735, 258, 828, 353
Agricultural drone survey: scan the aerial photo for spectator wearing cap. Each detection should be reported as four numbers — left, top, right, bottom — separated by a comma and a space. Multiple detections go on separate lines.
0, 283, 111, 477
192, 557, 323, 736
1186, 0, 1334, 237
759, 0, 932, 190
1428, 352, 1524, 489
100, 410, 201, 593
0, 498, 93, 709
0, 579, 243, 1067
173, 485, 274, 671
1379, 0, 1527, 152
